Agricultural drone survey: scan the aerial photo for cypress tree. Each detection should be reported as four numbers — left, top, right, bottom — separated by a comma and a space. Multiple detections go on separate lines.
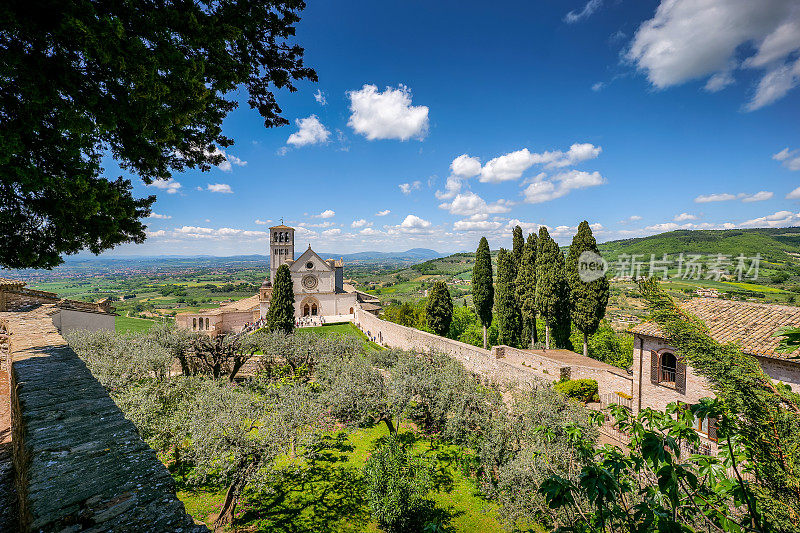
516, 232, 538, 347
472, 236, 494, 349
426, 280, 453, 336
566, 221, 610, 357
535, 227, 569, 350
495, 248, 523, 347
267, 264, 295, 333
512, 225, 524, 266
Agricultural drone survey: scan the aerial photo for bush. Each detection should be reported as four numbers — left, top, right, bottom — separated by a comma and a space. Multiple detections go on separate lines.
363, 435, 434, 533
554, 378, 599, 403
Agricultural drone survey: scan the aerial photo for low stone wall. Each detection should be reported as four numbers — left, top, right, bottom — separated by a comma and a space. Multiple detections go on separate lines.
354, 308, 633, 397
3, 305, 206, 532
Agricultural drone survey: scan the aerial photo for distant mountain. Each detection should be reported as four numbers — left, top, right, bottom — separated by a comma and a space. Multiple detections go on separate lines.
325, 249, 445, 262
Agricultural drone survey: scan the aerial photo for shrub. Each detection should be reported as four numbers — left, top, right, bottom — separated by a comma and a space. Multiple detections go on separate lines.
554, 378, 599, 403
363, 435, 434, 533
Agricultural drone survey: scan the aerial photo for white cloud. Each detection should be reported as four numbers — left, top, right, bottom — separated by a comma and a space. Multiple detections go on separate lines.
387, 215, 433, 234
478, 143, 602, 183
203, 146, 246, 172
450, 154, 482, 178
740, 210, 800, 228
375, 209, 391, 216
347, 84, 429, 141
435, 154, 484, 199
480, 149, 537, 183
695, 193, 738, 203
255, 219, 272, 225
695, 191, 774, 203
627, 0, 800, 110
591, 81, 606, 92
787, 187, 800, 199
522, 170, 605, 204
439, 192, 512, 216
747, 58, 800, 110
146, 230, 166, 238
453, 216, 504, 232
564, 0, 603, 23
619, 214, 643, 224
314, 209, 335, 219
148, 178, 182, 194
674, 212, 698, 221
146, 213, 171, 219
286, 115, 331, 147
360, 227, 383, 236
399, 181, 422, 195
351, 219, 371, 228
314, 89, 327, 105
742, 191, 774, 202
774, 147, 800, 171
321, 228, 342, 236
206, 183, 233, 194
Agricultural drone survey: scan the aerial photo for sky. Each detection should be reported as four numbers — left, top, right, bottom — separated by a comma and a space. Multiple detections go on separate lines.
106, 0, 800, 257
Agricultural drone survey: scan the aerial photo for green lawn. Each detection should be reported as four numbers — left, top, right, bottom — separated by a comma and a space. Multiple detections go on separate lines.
299, 322, 383, 351
176, 423, 505, 532
115, 315, 157, 333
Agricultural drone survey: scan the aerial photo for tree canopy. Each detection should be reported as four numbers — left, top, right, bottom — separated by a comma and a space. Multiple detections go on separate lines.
516, 232, 538, 347
1, 0, 316, 268
512, 225, 524, 266
472, 236, 494, 348
495, 248, 522, 348
426, 280, 453, 336
267, 265, 295, 333
566, 221, 609, 357
535, 227, 569, 350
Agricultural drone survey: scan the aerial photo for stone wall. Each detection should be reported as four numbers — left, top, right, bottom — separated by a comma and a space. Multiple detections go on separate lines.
354, 308, 633, 396
3, 305, 206, 532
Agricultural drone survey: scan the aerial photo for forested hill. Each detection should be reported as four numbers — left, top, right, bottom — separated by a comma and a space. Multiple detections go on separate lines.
597, 227, 800, 264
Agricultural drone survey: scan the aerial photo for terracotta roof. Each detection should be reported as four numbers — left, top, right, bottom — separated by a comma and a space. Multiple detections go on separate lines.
359, 302, 382, 311
0, 278, 25, 288
630, 297, 800, 360
269, 224, 293, 230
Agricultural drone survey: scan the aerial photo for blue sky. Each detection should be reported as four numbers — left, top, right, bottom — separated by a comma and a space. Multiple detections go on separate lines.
109, 0, 800, 256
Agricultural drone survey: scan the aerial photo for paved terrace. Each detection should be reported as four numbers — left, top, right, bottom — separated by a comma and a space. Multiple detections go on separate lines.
0, 304, 206, 532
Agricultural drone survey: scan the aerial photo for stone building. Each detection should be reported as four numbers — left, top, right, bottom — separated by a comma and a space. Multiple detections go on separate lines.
630, 297, 800, 445
178, 224, 377, 335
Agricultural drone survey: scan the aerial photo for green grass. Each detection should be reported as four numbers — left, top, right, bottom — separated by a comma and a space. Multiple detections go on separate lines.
115, 315, 157, 333
299, 322, 383, 351
176, 423, 505, 532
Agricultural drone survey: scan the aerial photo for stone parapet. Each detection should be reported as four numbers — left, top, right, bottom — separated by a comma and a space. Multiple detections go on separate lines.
2, 305, 205, 532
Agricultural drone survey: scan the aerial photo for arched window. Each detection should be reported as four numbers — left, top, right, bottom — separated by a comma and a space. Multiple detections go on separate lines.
193, 318, 197, 330
303, 304, 310, 316
349, 307, 354, 315
311, 303, 318, 316
198, 318, 203, 330
660, 352, 676, 383
205, 318, 210, 330
273, 232, 278, 242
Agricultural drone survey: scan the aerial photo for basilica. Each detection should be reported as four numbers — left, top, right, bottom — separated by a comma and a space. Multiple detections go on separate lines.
176, 223, 380, 335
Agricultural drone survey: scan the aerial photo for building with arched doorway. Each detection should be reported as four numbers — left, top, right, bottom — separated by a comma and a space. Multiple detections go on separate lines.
177, 224, 380, 334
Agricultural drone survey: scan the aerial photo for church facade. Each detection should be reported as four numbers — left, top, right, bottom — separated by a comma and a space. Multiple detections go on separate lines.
259, 224, 358, 319
178, 223, 376, 335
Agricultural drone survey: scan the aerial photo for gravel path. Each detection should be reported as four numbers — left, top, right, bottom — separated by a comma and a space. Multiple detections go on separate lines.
0, 363, 17, 532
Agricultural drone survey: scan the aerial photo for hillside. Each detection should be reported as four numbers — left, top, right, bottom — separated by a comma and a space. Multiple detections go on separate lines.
597, 227, 800, 264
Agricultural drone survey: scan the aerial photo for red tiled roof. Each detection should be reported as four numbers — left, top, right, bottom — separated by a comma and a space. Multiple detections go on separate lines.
630, 297, 800, 360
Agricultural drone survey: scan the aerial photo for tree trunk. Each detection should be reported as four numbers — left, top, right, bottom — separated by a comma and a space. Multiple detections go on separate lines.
483, 325, 487, 350
214, 477, 244, 530
583, 331, 588, 358
532, 314, 538, 344
545, 323, 550, 350
383, 416, 396, 436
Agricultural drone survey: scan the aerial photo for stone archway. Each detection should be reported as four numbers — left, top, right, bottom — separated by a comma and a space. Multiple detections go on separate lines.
300, 296, 320, 317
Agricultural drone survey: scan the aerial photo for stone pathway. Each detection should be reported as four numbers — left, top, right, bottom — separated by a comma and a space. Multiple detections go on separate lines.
0, 362, 17, 531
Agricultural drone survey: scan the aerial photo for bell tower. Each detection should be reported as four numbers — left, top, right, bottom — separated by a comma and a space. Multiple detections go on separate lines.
269, 223, 295, 284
